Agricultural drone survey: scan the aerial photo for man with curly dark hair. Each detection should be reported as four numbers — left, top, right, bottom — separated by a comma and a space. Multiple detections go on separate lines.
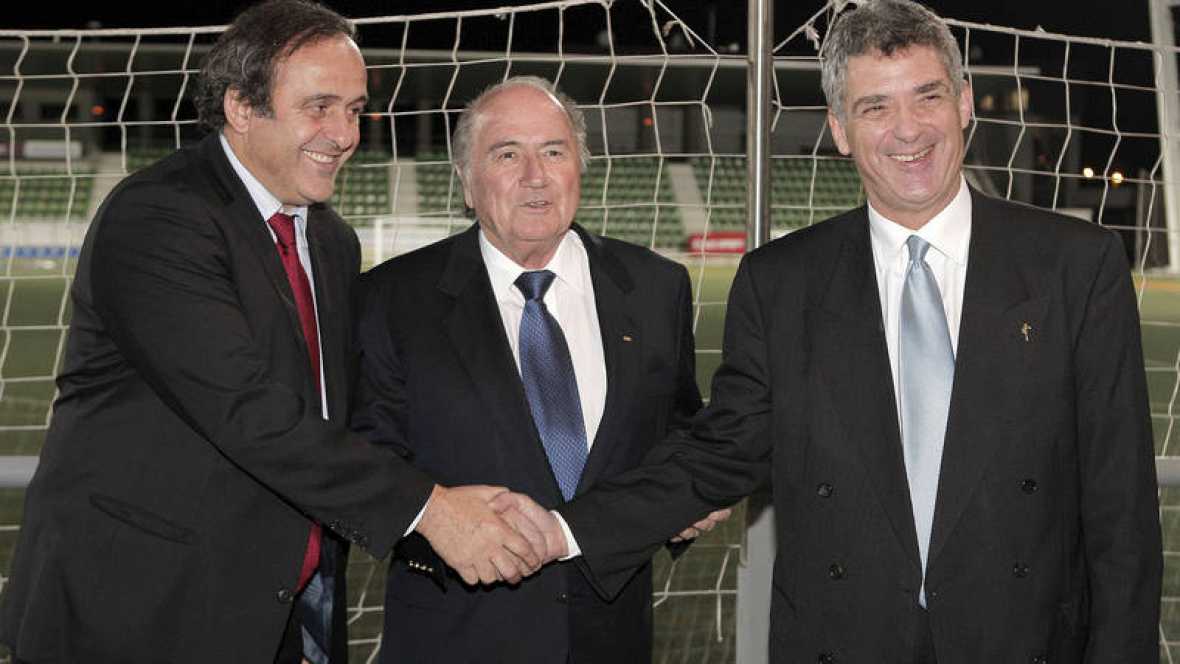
0, 2, 544, 662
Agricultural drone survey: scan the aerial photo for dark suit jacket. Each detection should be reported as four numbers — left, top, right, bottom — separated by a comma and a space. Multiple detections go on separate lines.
562, 191, 1162, 662
350, 224, 702, 663
0, 133, 436, 663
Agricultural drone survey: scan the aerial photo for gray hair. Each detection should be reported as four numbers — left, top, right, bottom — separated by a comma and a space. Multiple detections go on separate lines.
451, 75, 591, 184
195, 0, 355, 131
820, 0, 964, 119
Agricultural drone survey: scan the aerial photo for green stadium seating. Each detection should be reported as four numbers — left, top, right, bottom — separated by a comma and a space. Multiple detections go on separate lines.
692, 156, 866, 232
0, 168, 96, 220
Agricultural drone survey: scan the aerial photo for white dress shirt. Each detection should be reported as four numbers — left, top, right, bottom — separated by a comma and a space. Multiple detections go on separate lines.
869, 177, 972, 415
412, 229, 610, 545
479, 228, 608, 448
219, 133, 329, 420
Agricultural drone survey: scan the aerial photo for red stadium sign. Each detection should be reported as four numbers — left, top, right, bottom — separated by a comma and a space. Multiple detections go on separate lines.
686, 231, 746, 254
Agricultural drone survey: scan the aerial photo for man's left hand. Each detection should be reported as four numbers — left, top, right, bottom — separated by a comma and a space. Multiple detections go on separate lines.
670, 507, 733, 543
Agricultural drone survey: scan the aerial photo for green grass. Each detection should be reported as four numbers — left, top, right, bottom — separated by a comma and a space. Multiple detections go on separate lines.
3, 257, 1180, 661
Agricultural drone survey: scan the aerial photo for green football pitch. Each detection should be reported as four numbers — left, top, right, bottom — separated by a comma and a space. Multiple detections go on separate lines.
2, 256, 1180, 660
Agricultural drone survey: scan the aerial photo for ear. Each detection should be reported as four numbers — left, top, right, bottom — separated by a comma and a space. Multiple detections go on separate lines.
458, 167, 475, 211
957, 80, 973, 130
223, 88, 254, 135
828, 111, 851, 156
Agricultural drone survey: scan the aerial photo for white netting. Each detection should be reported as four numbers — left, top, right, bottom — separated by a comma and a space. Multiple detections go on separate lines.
0, 1, 741, 661
3, 0, 1180, 659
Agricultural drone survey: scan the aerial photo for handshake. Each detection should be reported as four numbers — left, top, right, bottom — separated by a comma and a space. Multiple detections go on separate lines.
414, 484, 731, 586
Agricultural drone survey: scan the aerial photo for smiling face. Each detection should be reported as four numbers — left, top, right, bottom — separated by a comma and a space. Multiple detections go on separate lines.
223, 35, 367, 206
827, 45, 972, 230
461, 84, 582, 269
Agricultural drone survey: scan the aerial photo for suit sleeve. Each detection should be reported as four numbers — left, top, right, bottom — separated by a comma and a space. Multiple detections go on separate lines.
348, 272, 414, 457
659, 264, 706, 561
667, 263, 706, 440
89, 181, 435, 559
1075, 231, 1162, 661
562, 254, 773, 599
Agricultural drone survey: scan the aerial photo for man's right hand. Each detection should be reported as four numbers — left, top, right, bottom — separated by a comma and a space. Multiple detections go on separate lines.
488, 491, 569, 565
414, 484, 542, 585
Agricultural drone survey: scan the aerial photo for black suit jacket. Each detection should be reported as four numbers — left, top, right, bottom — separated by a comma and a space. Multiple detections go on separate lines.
562, 191, 1162, 662
0, 134, 436, 663
351, 224, 702, 663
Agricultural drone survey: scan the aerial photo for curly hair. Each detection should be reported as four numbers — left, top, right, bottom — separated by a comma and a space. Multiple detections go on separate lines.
194, 0, 355, 131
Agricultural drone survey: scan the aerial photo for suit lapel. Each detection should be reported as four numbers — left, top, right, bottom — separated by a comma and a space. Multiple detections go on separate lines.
306, 208, 347, 419
811, 212, 921, 570
196, 135, 312, 371
575, 227, 640, 493
439, 226, 565, 504
928, 193, 1043, 565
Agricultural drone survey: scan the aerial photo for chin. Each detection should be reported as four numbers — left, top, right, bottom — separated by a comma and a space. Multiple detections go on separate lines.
300, 185, 336, 205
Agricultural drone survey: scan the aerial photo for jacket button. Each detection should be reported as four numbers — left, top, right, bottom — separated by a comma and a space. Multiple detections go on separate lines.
1012, 562, 1030, 578
276, 588, 295, 603
1020, 479, 1038, 494
818, 652, 836, 664
816, 483, 834, 498
1030, 655, 1047, 664
828, 563, 845, 580
557, 592, 569, 603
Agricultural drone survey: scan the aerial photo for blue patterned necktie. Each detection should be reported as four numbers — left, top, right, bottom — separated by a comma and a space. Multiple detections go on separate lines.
516, 270, 588, 501
899, 235, 955, 607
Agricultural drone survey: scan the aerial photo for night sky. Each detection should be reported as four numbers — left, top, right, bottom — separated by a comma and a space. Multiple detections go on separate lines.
4, 0, 1164, 175
4, 1, 1155, 45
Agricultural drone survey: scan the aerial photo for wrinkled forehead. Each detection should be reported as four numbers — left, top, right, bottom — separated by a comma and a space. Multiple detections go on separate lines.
845, 46, 953, 90
471, 85, 573, 144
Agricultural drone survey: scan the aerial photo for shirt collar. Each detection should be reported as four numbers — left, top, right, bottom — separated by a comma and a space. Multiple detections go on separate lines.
219, 132, 309, 226
478, 227, 589, 301
867, 176, 971, 265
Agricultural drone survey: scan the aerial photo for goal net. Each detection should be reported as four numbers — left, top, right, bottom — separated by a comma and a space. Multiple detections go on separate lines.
1, 0, 1178, 660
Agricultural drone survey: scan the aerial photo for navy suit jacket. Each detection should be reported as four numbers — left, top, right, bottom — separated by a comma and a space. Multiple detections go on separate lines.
352, 224, 702, 663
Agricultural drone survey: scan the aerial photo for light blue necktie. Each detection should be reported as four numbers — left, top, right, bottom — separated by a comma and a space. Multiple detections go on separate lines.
899, 235, 955, 607
516, 270, 588, 501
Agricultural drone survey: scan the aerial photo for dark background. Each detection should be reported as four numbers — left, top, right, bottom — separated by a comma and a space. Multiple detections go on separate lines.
3, 1, 1154, 44
3, 0, 1167, 186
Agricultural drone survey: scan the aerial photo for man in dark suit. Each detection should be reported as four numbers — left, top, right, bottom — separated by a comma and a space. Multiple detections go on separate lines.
350, 76, 718, 662
0, 2, 543, 662
500, 1, 1163, 661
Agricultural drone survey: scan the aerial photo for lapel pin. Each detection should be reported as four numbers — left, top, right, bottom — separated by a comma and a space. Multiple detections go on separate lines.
1020, 322, 1032, 342
622, 335, 633, 342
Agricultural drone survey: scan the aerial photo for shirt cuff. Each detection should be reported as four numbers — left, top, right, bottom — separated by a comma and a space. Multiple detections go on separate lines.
405, 494, 430, 537
551, 510, 581, 559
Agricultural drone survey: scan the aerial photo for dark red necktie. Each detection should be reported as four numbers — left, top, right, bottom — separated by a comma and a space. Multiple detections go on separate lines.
267, 212, 322, 591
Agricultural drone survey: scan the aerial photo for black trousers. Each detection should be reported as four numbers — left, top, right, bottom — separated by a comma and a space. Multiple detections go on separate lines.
912, 606, 937, 664
273, 605, 305, 664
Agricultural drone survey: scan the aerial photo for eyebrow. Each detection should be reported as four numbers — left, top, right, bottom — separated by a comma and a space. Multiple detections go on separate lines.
302, 93, 369, 106
486, 138, 570, 153
849, 79, 950, 113
915, 80, 950, 95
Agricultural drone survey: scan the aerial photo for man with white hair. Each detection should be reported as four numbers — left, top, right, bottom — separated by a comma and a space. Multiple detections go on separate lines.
351, 75, 717, 662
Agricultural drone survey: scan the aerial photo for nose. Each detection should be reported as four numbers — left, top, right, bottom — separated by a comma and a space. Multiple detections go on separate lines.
322, 107, 357, 152
892, 102, 922, 143
520, 153, 548, 187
